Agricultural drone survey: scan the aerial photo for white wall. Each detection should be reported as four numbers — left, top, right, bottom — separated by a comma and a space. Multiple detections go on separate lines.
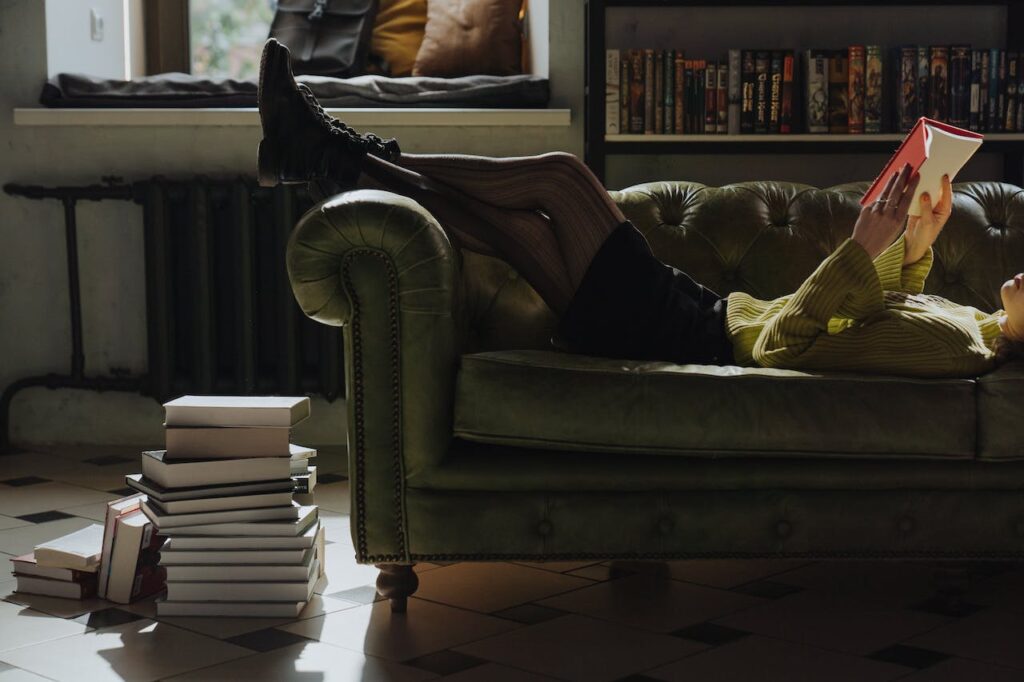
45, 0, 132, 79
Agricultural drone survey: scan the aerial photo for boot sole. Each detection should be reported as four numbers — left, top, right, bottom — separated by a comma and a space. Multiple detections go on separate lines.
256, 40, 296, 188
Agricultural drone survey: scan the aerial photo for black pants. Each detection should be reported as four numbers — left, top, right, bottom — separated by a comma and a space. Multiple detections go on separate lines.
553, 221, 735, 366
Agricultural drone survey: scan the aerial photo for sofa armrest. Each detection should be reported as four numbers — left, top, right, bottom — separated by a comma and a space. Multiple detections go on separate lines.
287, 189, 459, 562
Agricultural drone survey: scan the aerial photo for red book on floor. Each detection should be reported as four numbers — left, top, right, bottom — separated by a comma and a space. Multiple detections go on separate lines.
860, 116, 983, 217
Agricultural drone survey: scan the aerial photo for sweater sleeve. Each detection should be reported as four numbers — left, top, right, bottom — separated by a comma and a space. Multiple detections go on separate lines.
753, 237, 883, 368
872, 233, 934, 294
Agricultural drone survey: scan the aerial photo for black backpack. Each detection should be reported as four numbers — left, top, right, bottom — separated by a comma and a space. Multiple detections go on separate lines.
269, 0, 380, 77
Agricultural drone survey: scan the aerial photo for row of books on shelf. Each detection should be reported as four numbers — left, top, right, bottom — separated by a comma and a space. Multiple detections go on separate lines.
605, 46, 1024, 136
10, 395, 326, 617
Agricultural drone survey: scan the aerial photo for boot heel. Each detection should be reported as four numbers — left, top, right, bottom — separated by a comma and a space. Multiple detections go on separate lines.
257, 138, 280, 187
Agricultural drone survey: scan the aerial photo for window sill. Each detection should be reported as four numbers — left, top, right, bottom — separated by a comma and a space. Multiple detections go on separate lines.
13, 107, 572, 127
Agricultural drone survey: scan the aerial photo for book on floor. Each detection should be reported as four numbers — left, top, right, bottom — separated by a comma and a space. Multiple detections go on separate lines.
860, 116, 983, 216
146, 489, 295, 516
34, 524, 104, 571
106, 510, 166, 604
155, 599, 309, 618
124, 473, 295, 502
292, 466, 317, 495
164, 426, 292, 459
159, 546, 314, 565
10, 553, 96, 583
140, 499, 301, 530
164, 559, 319, 602
164, 552, 316, 582
14, 574, 97, 599
163, 395, 310, 428
98, 493, 147, 599
160, 519, 321, 550
141, 450, 292, 488
154, 505, 319, 537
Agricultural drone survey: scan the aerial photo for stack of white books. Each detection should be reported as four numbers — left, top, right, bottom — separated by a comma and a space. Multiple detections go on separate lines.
10, 524, 105, 599
129, 396, 326, 617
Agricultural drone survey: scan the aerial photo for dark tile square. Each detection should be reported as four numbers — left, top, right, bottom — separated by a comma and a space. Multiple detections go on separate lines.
672, 621, 752, 646
614, 676, 665, 682
16, 510, 76, 524
868, 644, 950, 670
403, 650, 487, 676
225, 628, 313, 652
732, 580, 805, 599
492, 603, 568, 625
83, 455, 134, 466
910, 594, 987, 619
2, 476, 51, 487
317, 472, 347, 484
74, 608, 144, 629
326, 585, 383, 605
106, 486, 137, 496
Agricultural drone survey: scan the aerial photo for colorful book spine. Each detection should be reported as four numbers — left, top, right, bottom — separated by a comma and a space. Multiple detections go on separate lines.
741, 50, 756, 133
705, 60, 717, 133
664, 49, 675, 133
717, 61, 729, 133
897, 46, 917, 132
728, 49, 742, 134
828, 48, 849, 133
619, 53, 629, 134
1007, 51, 1019, 132
969, 49, 981, 131
684, 60, 694, 133
768, 50, 783, 133
953, 45, 972, 127
988, 47, 1000, 131
928, 45, 949, 122
981, 49, 991, 131
643, 48, 655, 134
864, 45, 882, 133
628, 49, 644, 134
805, 48, 829, 133
754, 50, 770, 133
779, 51, 794, 133
997, 48, 1007, 131
654, 49, 665, 134
916, 46, 931, 121
674, 51, 685, 134
605, 49, 620, 135
847, 45, 865, 133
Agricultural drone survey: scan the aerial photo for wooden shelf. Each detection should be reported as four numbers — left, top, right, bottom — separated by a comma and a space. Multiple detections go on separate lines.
604, 133, 1024, 154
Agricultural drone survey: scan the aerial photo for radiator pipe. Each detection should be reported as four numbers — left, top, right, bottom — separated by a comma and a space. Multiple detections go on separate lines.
62, 197, 85, 381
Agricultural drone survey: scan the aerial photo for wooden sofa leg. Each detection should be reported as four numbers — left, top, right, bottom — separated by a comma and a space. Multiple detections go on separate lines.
375, 563, 419, 613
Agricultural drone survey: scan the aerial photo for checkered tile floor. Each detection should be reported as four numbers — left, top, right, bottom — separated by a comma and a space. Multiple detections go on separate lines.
2, 446, 1024, 681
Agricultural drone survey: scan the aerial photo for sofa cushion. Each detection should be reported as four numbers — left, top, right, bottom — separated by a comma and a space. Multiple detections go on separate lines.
977, 361, 1024, 460
453, 349, 977, 459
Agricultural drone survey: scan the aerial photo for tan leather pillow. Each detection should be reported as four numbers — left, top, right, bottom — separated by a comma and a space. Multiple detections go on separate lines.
412, 0, 524, 77
371, 0, 428, 77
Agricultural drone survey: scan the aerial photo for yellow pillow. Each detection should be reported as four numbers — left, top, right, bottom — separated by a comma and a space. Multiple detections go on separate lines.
371, 0, 428, 77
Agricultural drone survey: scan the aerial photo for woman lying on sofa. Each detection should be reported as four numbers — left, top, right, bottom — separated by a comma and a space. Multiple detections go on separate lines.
257, 39, 1024, 379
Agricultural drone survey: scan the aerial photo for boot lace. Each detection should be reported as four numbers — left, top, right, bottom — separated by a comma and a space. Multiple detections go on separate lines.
297, 84, 401, 162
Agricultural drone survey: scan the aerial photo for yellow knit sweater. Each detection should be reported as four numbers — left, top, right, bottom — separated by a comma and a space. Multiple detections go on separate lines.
725, 234, 1006, 378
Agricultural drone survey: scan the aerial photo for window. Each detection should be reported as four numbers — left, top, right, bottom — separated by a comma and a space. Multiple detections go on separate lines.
190, 0, 277, 80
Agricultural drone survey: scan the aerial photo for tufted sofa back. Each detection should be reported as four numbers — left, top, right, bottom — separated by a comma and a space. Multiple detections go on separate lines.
453, 180, 1024, 355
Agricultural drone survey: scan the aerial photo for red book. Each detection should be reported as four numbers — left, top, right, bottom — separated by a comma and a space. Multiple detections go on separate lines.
860, 117, 982, 217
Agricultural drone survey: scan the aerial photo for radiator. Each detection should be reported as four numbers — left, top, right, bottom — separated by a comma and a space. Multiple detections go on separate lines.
137, 177, 344, 403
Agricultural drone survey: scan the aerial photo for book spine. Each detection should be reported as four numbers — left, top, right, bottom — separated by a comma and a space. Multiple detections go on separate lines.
917, 46, 931, 121
754, 50, 769, 133
828, 48, 849, 133
981, 49, 991, 131
717, 61, 729, 133
1017, 51, 1024, 132
768, 50, 782, 133
950, 44, 971, 126
728, 48, 741, 134
674, 51, 685, 134
779, 51, 794, 133
847, 45, 865, 133
969, 49, 981, 131
988, 47, 1000, 131
1003, 50, 1011, 131
697, 59, 706, 134
644, 48, 655, 134
864, 45, 882, 133
998, 48, 1008, 132
619, 52, 630, 133
605, 49, 620, 135
928, 45, 949, 122
741, 49, 756, 133
705, 60, 717, 133
664, 49, 675, 133
655, 49, 665, 134
628, 49, 644, 133
805, 48, 828, 133
684, 60, 694, 133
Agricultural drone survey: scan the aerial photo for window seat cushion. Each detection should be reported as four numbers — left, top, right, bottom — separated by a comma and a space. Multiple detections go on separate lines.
39, 71, 550, 109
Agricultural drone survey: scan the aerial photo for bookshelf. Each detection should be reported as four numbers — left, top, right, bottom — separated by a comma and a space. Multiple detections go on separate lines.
584, 0, 1024, 185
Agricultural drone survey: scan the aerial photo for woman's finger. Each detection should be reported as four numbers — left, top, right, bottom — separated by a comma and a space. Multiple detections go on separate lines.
875, 169, 900, 208
895, 171, 921, 214
889, 162, 912, 201
938, 174, 953, 215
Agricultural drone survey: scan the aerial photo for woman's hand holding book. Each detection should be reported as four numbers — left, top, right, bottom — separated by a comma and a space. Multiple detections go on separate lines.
903, 174, 952, 266
852, 162, 920, 260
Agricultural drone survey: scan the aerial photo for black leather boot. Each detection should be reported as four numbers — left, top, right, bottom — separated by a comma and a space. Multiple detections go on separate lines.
256, 39, 401, 188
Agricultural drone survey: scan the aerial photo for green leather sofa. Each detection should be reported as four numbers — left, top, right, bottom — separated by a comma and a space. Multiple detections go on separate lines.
286, 180, 1024, 612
